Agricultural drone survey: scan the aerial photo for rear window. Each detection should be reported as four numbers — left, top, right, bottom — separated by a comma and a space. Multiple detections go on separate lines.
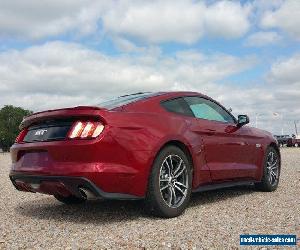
97, 92, 160, 110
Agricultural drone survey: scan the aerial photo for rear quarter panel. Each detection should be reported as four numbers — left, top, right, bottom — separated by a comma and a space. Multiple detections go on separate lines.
107, 108, 211, 189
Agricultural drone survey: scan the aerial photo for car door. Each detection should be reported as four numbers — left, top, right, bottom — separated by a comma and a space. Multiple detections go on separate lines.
183, 96, 257, 181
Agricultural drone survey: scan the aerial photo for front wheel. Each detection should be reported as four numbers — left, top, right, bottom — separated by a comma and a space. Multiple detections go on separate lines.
255, 147, 280, 192
145, 145, 192, 218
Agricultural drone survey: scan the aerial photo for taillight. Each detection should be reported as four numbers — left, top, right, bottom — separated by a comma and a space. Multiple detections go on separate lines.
68, 121, 104, 139
15, 129, 28, 143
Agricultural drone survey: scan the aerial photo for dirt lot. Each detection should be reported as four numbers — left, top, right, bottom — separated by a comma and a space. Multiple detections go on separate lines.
0, 148, 299, 249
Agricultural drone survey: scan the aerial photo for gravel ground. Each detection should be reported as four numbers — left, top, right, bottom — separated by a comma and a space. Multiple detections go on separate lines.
0, 148, 299, 249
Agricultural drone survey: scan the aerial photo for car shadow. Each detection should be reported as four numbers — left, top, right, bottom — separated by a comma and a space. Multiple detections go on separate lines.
190, 184, 255, 208
16, 185, 255, 224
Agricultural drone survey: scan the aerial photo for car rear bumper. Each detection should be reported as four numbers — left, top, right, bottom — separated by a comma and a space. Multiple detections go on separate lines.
10, 138, 155, 197
9, 173, 142, 200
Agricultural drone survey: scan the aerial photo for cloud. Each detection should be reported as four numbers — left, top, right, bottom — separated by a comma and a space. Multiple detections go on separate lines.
112, 37, 146, 53
260, 0, 300, 40
251, 0, 284, 12
0, 41, 255, 111
0, 0, 251, 43
229, 53, 300, 134
0, 0, 108, 39
0, 41, 299, 134
269, 54, 300, 86
103, 0, 251, 44
102, 0, 205, 44
203, 1, 251, 39
244, 31, 282, 47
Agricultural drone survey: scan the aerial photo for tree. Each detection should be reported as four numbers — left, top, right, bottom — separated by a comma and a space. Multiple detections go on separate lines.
0, 105, 32, 152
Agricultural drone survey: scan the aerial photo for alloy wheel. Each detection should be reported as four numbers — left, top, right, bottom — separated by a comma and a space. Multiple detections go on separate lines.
266, 151, 279, 186
159, 154, 189, 208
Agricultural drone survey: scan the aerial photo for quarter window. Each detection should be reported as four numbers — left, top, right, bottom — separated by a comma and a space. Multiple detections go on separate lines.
161, 98, 194, 116
184, 96, 235, 123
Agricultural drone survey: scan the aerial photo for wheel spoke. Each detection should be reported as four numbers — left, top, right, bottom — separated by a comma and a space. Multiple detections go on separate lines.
168, 187, 173, 206
174, 165, 186, 178
174, 183, 186, 197
270, 160, 278, 168
160, 184, 169, 191
269, 172, 273, 183
173, 159, 183, 176
164, 157, 172, 177
169, 156, 175, 174
271, 170, 277, 179
171, 186, 177, 205
271, 164, 278, 170
270, 152, 274, 163
174, 181, 187, 189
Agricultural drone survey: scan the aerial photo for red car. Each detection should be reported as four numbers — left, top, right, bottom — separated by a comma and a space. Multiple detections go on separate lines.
10, 92, 280, 217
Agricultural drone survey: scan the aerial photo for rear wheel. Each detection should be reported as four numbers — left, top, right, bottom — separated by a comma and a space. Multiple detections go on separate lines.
255, 147, 280, 192
145, 145, 192, 218
54, 194, 86, 205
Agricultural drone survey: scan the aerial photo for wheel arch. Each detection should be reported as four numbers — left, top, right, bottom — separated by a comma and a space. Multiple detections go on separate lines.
163, 140, 194, 169
154, 140, 194, 171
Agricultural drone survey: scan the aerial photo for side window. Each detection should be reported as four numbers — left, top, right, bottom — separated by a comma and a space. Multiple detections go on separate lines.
184, 96, 235, 123
161, 98, 194, 116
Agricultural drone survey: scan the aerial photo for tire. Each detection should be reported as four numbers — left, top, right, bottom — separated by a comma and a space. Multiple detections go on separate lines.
54, 194, 86, 205
145, 145, 192, 218
255, 146, 280, 192
295, 143, 299, 147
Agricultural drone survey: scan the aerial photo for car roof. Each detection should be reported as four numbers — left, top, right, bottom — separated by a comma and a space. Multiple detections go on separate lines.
158, 91, 205, 99
97, 91, 206, 110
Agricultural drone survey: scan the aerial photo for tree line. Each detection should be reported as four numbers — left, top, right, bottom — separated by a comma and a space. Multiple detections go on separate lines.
0, 105, 32, 152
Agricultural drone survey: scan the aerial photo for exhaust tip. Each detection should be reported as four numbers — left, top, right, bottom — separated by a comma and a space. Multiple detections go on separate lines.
78, 187, 97, 200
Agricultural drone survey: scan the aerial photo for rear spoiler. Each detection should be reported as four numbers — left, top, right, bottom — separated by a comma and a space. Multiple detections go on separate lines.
20, 106, 107, 130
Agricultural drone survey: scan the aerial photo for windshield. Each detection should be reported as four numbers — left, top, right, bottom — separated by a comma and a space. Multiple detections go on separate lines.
97, 92, 161, 109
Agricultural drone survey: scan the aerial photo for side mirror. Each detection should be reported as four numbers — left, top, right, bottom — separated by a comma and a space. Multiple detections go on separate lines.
237, 115, 249, 127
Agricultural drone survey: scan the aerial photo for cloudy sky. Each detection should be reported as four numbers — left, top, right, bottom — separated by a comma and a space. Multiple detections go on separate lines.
0, 0, 299, 135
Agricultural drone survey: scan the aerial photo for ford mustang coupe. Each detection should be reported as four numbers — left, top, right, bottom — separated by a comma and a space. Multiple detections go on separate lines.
9, 92, 280, 217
